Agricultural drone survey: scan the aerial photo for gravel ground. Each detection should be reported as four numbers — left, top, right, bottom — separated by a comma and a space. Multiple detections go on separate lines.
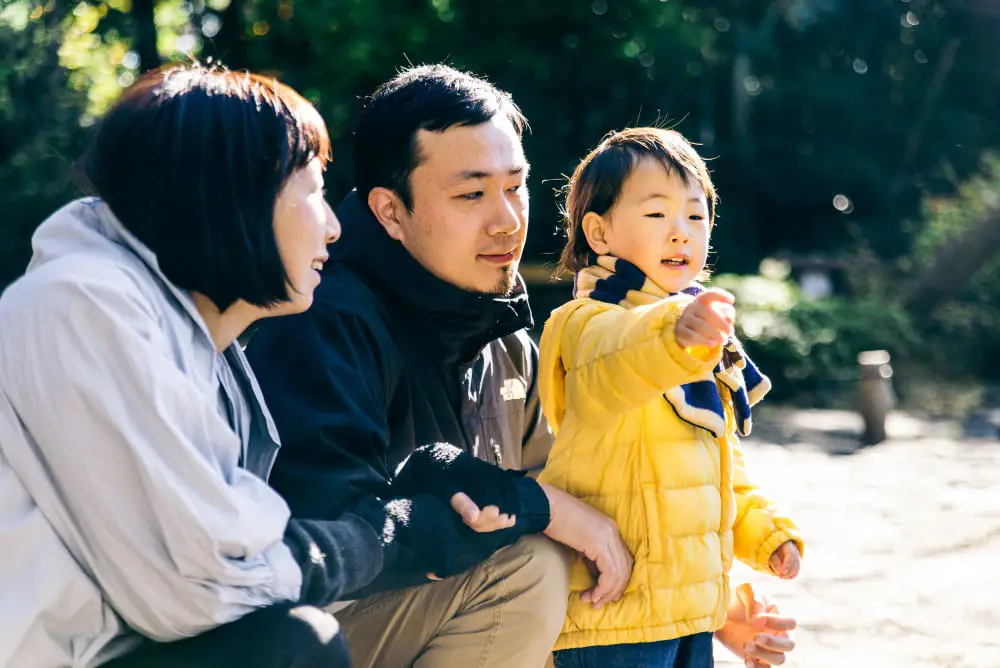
713, 409, 1000, 668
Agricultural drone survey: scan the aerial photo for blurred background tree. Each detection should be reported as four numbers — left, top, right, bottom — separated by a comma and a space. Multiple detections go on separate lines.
2, 0, 998, 406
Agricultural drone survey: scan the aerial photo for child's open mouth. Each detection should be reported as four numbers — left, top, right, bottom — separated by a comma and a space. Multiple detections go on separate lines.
661, 257, 689, 268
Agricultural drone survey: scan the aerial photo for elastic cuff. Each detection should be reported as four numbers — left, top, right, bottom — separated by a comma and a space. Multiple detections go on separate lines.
754, 528, 803, 574
512, 477, 551, 534
336, 513, 387, 589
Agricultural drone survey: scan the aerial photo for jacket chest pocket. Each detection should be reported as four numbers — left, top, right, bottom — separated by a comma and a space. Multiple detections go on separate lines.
463, 395, 523, 470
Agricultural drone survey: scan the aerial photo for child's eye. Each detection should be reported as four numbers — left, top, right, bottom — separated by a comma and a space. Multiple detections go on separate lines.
645, 212, 664, 218
689, 214, 706, 221
458, 191, 484, 201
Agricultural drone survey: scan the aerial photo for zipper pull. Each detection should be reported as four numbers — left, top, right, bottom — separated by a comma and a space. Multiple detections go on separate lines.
491, 441, 503, 465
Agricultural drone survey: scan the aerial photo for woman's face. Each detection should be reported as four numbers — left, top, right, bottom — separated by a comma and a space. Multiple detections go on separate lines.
271, 158, 341, 314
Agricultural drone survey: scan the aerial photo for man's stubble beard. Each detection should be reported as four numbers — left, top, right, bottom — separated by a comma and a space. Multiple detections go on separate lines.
487, 264, 518, 297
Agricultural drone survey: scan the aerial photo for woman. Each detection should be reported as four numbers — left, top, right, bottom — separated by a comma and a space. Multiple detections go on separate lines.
0, 64, 384, 667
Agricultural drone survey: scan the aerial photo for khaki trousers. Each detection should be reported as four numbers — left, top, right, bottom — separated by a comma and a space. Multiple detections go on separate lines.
336, 535, 571, 668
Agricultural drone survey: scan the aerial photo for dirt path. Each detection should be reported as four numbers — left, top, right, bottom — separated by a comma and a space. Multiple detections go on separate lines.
715, 409, 1000, 668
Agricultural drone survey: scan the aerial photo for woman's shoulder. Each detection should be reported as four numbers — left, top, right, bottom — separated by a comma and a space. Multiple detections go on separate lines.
2, 249, 157, 323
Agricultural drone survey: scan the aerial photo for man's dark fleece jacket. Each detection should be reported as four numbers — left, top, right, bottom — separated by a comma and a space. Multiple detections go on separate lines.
247, 191, 554, 598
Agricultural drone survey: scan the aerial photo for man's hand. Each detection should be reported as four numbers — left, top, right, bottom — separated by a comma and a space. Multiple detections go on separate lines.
538, 482, 633, 609
449, 492, 516, 533
675, 288, 736, 349
768, 541, 801, 580
715, 583, 797, 667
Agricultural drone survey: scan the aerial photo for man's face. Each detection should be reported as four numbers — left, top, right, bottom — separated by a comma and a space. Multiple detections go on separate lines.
392, 116, 529, 295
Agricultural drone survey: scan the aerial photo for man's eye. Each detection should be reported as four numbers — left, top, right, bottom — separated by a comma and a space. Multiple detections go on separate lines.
507, 184, 524, 193
458, 192, 484, 201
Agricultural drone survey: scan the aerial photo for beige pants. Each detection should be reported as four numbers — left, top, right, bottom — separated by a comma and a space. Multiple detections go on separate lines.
336, 535, 571, 668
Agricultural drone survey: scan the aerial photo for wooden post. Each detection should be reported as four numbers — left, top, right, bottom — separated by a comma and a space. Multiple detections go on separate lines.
857, 350, 894, 445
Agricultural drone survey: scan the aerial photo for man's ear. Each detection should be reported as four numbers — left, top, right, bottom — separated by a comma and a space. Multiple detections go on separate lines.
367, 187, 407, 242
581, 211, 611, 256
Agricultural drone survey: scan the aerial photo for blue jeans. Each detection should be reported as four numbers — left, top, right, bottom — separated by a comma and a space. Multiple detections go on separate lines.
552, 632, 714, 668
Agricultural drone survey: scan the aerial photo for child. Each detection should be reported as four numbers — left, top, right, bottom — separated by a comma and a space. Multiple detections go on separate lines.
537, 127, 803, 668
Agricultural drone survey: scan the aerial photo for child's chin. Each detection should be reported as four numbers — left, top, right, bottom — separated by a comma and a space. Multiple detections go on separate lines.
653, 269, 694, 293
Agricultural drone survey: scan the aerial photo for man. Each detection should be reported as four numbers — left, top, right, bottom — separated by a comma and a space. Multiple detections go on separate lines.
247, 64, 796, 668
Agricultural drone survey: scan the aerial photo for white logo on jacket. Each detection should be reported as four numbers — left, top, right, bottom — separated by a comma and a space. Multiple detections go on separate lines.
500, 378, 526, 402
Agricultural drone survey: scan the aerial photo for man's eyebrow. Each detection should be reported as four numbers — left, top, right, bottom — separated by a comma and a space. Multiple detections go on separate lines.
451, 164, 531, 183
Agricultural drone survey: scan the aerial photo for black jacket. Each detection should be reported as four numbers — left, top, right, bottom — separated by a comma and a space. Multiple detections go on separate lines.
247, 191, 553, 596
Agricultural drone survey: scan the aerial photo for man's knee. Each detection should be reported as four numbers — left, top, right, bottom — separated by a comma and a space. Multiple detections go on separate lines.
491, 535, 571, 628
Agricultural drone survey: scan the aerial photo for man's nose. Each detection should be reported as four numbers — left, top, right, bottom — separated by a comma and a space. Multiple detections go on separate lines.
488, 196, 524, 236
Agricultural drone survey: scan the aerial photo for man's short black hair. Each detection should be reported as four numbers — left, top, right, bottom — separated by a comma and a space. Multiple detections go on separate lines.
353, 64, 528, 209
83, 63, 331, 311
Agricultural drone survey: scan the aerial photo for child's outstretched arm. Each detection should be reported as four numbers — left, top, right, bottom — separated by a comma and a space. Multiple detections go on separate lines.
550, 291, 731, 419
730, 432, 804, 578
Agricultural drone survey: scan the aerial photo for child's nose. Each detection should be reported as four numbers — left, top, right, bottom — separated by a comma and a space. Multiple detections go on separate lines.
669, 227, 690, 244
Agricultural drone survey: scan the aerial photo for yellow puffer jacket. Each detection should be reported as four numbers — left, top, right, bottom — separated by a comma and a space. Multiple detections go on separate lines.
537, 296, 803, 651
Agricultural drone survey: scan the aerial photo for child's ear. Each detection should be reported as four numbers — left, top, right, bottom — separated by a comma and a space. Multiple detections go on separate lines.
581, 212, 611, 256
368, 187, 407, 242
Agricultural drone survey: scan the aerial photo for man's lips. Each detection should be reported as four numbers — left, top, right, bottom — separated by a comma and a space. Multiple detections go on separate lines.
479, 251, 517, 264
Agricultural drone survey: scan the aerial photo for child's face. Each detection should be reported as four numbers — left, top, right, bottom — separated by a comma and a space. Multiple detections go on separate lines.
596, 159, 710, 293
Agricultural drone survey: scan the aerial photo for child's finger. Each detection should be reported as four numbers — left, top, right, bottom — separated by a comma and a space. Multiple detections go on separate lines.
676, 324, 713, 349
745, 644, 789, 666
449, 492, 481, 526
769, 552, 784, 576
756, 614, 797, 632
692, 287, 735, 308
782, 553, 800, 580
687, 307, 734, 340
735, 582, 756, 621
753, 632, 796, 653
682, 316, 727, 346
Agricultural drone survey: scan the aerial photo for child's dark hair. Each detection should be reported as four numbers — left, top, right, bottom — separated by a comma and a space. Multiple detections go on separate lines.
559, 127, 717, 274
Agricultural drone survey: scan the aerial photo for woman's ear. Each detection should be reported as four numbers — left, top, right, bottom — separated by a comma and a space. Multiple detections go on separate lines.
581, 211, 611, 256
368, 187, 406, 242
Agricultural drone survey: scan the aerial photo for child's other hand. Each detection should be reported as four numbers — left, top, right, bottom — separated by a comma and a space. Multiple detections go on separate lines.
716, 583, 797, 667
768, 541, 801, 580
675, 288, 736, 350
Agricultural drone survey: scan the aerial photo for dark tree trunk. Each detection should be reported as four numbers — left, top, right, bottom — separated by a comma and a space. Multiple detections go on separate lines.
132, 0, 162, 72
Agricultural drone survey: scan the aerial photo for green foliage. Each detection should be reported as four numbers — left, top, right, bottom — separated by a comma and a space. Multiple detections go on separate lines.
900, 154, 1000, 378
712, 271, 918, 404
0, 5, 90, 286
2, 0, 1000, 397
5, 0, 990, 275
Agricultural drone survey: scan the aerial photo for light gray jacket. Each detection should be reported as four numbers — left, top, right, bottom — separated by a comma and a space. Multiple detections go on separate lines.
0, 199, 304, 666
